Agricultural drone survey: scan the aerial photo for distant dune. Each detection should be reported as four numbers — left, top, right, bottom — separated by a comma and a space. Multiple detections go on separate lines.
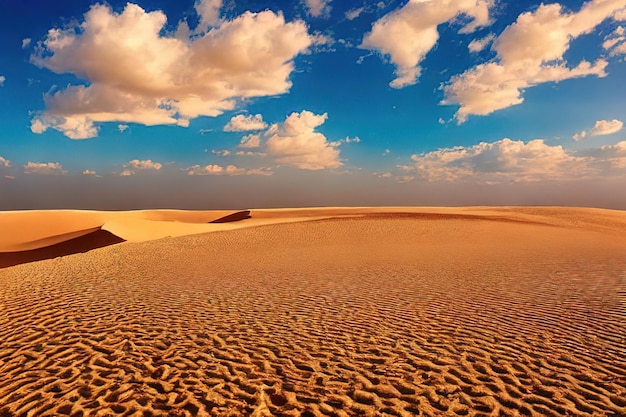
0, 207, 625, 416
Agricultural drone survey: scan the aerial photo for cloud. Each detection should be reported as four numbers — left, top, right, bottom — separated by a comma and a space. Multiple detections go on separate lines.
22, 38, 31, 49
442, 1, 625, 123
24, 162, 67, 175
82, 170, 101, 177
212, 149, 231, 156
239, 133, 261, 148
30, 3, 315, 139
360, 0, 493, 88
346, 7, 364, 20
224, 114, 268, 131
405, 138, 593, 183
186, 164, 272, 176
0, 156, 10, 167
265, 110, 342, 170
118, 124, 129, 132
0, 76, 5, 87
195, 0, 222, 32
574, 119, 623, 140
468, 33, 495, 53
304, 0, 331, 18
120, 169, 135, 176
126, 159, 162, 171
603, 26, 626, 55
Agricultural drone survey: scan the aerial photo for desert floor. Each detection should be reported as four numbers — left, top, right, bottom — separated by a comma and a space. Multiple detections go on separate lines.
0, 207, 625, 416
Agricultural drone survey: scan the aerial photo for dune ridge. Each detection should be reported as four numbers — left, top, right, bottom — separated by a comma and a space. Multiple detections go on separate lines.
0, 207, 625, 416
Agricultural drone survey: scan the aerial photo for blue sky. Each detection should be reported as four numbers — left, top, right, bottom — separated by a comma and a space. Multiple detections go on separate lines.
0, 0, 625, 209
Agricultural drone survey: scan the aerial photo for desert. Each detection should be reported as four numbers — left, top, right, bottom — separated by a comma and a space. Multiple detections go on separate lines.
1, 206, 625, 416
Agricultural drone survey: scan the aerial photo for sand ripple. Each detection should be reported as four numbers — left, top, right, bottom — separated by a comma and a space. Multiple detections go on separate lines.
1, 213, 625, 416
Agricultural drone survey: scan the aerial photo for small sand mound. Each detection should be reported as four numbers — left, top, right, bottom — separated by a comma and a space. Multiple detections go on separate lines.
0, 227, 125, 269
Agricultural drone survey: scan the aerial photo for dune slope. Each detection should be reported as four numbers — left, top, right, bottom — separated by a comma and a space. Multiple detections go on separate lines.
0, 208, 625, 416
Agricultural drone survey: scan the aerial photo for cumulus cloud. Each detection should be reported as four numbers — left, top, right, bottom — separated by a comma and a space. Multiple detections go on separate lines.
120, 170, 135, 176
239, 133, 261, 148
212, 149, 231, 156
346, 7, 364, 20
265, 110, 342, 170
360, 0, 493, 88
468, 33, 495, 53
126, 159, 162, 171
405, 138, 592, 183
224, 114, 268, 131
195, 0, 222, 32
30, 3, 315, 139
574, 119, 623, 140
304, 0, 331, 18
0, 76, 5, 87
186, 164, 272, 176
0, 156, 10, 167
82, 169, 98, 175
118, 124, 129, 132
603, 26, 626, 55
442, 0, 625, 123
22, 38, 31, 49
24, 162, 67, 175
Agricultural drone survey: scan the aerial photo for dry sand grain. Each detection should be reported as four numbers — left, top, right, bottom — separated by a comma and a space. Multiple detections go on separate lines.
0, 207, 625, 416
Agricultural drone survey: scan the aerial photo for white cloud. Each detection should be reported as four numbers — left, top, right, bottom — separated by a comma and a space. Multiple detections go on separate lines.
0, 76, 5, 87
82, 169, 100, 176
126, 159, 162, 171
406, 138, 593, 183
30, 3, 315, 139
343, 136, 361, 143
239, 133, 261, 148
120, 169, 135, 176
186, 164, 272, 176
615, 8, 626, 20
443, 1, 625, 123
224, 114, 268, 131
304, 0, 331, 18
468, 33, 495, 53
346, 7, 364, 20
0, 156, 11, 167
603, 26, 626, 55
24, 162, 67, 175
382, 149, 391, 156
360, 0, 493, 88
212, 149, 231, 156
195, 0, 222, 32
265, 110, 342, 170
118, 124, 129, 132
591, 119, 624, 135
22, 38, 31, 49
574, 119, 623, 140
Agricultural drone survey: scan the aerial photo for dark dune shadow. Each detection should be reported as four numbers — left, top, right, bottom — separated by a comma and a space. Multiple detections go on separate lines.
0, 228, 125, 269
209, 210, 251, 223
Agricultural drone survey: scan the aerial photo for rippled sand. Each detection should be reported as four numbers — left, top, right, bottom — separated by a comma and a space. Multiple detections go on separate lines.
1, 207, 625, 416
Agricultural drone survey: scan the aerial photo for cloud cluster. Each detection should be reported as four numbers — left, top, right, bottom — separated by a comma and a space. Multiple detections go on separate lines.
30, 3, 315, 139
186, 164, 272, 176
224, 114, 268, 132
0, 156, 10, 167
603, 26, 626, 56
120, 159, 163, 176
265, 110, 342, 170
573, 119, 623, 140
442, 0, 625, 122
304, 0, 331, 18
24, 162, 67, 175
239, 133, 261, 148
402, 138, 626, 183
361, 0, 493, 88
404, 139, 587, 182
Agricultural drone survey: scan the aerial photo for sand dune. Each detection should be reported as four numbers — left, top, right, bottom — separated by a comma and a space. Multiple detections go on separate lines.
0, 207, 625, 416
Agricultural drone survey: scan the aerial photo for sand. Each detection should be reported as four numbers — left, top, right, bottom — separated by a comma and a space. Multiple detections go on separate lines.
0, 207, 625, 416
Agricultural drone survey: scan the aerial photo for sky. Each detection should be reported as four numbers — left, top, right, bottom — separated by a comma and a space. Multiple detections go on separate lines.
0, 0, 625, 210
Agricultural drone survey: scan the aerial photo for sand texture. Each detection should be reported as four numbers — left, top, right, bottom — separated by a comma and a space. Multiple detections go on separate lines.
1, 207, 625, 416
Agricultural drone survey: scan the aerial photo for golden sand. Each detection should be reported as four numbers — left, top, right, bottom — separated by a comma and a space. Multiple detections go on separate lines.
0, 207, 625, 416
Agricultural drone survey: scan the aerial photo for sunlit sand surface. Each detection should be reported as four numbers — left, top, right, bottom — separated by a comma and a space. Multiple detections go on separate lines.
1, 207, 625, 416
